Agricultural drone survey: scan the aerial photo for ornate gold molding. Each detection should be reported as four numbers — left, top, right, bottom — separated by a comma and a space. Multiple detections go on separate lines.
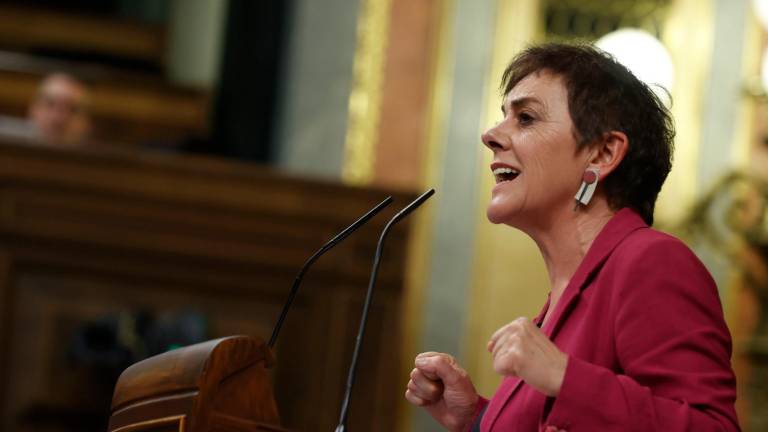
341, 0, 393, 185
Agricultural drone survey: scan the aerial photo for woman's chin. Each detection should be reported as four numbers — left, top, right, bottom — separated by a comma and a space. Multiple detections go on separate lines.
486, 203, 515, 225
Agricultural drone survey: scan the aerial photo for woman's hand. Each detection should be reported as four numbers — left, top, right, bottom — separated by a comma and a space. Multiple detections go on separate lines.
488, 317, 568, 396
405, 352, 480, 432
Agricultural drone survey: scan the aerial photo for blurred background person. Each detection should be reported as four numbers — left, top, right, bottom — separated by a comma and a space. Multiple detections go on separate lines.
28, 73, 91, 146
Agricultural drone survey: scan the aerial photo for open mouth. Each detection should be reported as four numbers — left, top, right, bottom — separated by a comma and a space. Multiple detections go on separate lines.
493, 167, 520, 184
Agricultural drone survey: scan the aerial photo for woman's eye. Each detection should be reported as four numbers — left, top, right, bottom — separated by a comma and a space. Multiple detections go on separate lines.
518, 112, 535, 125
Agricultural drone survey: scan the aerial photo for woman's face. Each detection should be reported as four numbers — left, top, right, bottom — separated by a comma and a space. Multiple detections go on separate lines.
482, 71, 590, 228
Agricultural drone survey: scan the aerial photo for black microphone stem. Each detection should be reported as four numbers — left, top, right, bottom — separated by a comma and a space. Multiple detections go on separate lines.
334, 188, 435, 432
268, 196, 393, 348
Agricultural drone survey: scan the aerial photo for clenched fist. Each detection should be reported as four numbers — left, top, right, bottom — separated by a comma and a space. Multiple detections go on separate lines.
405, 352, 480, 432
488, 317, 568, 396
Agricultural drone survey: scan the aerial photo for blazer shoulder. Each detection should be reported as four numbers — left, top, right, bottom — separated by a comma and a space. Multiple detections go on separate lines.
608, 227, 718, 296
614, 227, 698, 263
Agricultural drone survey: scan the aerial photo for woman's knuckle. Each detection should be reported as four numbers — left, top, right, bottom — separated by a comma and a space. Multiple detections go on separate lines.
456, 367, 469, 379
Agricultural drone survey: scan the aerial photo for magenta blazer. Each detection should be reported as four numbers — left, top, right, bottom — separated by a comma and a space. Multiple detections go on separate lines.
474, 208, 739, 431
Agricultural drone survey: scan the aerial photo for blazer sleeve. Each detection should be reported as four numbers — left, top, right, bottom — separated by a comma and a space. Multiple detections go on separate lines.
544, 236, 740, 432
466, 397, 489, 432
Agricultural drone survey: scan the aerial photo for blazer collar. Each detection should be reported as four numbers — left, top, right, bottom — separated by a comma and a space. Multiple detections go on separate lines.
541, 208, 647, 338
484, 208, 647, 431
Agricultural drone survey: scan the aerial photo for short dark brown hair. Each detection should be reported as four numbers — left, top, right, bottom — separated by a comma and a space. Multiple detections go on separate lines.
501, 43, 674, 225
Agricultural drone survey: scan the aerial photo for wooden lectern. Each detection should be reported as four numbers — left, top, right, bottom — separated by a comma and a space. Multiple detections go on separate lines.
108, 336, 288, 432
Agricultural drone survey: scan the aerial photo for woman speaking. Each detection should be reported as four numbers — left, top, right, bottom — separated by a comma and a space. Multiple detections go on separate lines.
405, 43, 740, 431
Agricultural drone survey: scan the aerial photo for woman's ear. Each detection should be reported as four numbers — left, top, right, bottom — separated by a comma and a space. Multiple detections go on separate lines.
588, 131, 628, 178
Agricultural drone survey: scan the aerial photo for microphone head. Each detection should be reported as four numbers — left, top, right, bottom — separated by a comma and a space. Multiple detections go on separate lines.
393, 188, 435, 222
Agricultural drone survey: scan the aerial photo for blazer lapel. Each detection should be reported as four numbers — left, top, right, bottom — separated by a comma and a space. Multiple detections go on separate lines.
542, 208, 647, 340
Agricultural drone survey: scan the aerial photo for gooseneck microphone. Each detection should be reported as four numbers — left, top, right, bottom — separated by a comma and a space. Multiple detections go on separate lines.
334, 188, 435, 432
267, 196, 393, 348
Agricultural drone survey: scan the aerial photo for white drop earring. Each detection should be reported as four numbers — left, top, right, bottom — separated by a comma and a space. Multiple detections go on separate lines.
574, 168, 600, 208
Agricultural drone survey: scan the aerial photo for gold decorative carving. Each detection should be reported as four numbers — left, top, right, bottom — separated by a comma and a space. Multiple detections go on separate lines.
543, 0, 671, 39
341, 0, 393, 185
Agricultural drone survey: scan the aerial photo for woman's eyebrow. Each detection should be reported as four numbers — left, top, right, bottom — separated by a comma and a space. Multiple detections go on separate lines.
501, 96, 545, 114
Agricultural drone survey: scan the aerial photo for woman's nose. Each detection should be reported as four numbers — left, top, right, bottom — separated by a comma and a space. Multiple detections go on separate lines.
481, 125, 507, 151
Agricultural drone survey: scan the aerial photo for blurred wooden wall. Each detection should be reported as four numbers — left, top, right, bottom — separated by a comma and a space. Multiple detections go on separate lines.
0, 137, 415, 431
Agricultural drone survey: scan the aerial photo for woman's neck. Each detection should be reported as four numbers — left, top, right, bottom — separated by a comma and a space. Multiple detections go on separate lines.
526, 198, 616, 305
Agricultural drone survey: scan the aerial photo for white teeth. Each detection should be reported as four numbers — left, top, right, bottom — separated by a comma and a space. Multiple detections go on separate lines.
492, 167, 519, 175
